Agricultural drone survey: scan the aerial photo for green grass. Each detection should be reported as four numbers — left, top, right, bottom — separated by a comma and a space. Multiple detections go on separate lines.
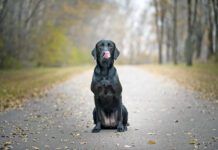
0, 66, 91, 111
140, 63, 218, 101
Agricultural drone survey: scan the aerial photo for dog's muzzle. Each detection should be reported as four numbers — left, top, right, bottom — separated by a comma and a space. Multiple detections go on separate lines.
103, 51, 111, 59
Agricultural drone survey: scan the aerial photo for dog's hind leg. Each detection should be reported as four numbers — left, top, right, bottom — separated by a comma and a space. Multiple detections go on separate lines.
92, 96, 102, 133
122, 105, 128, 130
93, 108, 97, 124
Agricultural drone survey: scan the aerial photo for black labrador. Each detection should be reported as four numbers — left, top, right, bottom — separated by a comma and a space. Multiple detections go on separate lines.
91, 40, 128, 133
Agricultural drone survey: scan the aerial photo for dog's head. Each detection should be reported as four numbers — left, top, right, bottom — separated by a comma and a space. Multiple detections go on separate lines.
91, 40, 120, 67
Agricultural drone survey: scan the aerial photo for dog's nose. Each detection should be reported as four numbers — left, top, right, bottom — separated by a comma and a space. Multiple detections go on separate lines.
103, 51, 111, 59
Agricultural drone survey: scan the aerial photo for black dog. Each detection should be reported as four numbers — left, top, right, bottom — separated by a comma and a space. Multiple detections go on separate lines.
91, 40, 128, 133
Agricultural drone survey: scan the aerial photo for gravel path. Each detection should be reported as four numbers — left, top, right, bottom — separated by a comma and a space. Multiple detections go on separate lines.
0, 66, 218, 150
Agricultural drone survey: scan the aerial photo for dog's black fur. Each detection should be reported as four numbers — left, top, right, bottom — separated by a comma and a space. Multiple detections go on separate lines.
91, 40, 128, 133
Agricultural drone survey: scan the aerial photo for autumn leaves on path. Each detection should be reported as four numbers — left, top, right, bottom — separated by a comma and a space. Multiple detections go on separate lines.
0, 66, 218, 149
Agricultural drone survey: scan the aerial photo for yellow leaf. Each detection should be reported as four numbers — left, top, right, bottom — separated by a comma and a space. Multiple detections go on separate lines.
189, 139, 197, 144
148, 140, 156, 144
147, 132, 156, 135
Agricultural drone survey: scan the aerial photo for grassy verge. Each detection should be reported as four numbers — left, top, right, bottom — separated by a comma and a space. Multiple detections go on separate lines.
0, 65, 91, 111
140, 63, 218, 101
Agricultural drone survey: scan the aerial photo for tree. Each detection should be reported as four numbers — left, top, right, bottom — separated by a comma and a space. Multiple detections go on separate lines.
0, 0, 105, 68
154, 0, 166, 64
165, 17, 172, 62
185, 0, 198, 66
193, 0, 205, 59
212, 0, 218, 60
172, 0, 178, 64
206, 0, 214, 59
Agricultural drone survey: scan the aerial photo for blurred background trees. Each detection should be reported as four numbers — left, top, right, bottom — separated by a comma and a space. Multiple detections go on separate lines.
0, 0, 104, 68
154, 0, 218, 66
0, 0, 217, 68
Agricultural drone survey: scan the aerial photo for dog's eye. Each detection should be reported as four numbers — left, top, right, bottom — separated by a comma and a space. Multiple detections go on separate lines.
98, 44, 104, 49
99, 43, 104, 48
108, 43, 113, 48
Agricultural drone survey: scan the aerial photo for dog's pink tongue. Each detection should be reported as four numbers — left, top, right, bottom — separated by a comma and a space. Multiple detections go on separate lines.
103, 51, 111, 59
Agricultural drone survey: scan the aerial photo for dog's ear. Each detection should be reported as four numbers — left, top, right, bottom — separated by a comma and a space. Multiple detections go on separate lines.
91, 47, 97, 60
113, 46, 120, 60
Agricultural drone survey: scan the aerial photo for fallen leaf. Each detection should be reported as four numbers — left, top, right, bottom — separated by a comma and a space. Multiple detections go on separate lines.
116, 133, 120, 136
124, 145, 132, 148
4, 141, 12, 145
185, 132, 192, 135
76, 133, 80, 136
32, 146, 39, 150
6, 145, 13, 149
147, 132, 156, 135
189, 139, 198, 144
148, 140, 156, 144
212, 136, 218, 141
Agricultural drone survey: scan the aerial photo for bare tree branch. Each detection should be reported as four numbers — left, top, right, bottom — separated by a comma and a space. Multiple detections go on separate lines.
25, 0, 42, 26
0, 0, 8, 24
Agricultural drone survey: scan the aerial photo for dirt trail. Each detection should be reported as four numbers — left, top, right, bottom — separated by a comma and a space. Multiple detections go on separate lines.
0, 66, 218, 149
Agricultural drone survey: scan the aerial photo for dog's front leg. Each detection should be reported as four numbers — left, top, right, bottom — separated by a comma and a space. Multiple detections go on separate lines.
116, 95, 125, 132
92, 95, 102, 133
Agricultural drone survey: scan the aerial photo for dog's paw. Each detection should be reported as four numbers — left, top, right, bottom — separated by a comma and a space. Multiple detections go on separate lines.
117, 124, 125, 132
92, 126, 101, 133
101, 79, 110, 87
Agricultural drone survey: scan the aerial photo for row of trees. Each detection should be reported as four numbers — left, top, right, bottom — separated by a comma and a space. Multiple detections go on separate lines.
0, 0, 49, 68
154, 0, 218, 65
0, 0, 104, 68
1, 0, 216, 68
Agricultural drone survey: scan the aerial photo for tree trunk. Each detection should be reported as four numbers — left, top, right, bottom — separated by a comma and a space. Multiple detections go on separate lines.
159, 2, 165, 64
154, 0, 164, 64
166, 26, 171, 62
185, 0, 193, 66
207, 0, 214, 59
195, 32, 203, 59
195, 0, 205, 59
172, 0, 177, 64
212, 0, 218, 61
185, 0, 198, 66
185, 36, 193, 66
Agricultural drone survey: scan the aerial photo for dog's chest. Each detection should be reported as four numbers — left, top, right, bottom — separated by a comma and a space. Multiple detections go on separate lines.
101, 110, 118, 127
98, 85, 114, 100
